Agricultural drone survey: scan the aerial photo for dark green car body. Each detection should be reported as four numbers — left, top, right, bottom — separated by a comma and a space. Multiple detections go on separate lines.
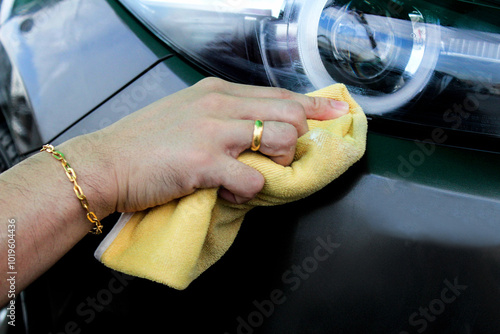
0, 1, 499, 333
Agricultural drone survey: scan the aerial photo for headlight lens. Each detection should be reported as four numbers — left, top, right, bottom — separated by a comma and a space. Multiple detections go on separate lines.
119, 0, 500, 145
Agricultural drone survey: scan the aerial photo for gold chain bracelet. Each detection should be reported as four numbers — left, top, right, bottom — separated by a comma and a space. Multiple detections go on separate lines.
40, 144, 103, 235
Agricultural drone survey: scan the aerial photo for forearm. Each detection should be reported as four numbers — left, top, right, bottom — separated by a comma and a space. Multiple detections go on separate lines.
0, 134, 115, 306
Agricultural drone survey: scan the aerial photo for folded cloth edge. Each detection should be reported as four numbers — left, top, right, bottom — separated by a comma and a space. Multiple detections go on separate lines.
94, 212, 133, 260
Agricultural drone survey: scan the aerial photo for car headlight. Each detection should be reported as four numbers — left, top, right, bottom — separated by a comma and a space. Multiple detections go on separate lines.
119, 0, 500, 147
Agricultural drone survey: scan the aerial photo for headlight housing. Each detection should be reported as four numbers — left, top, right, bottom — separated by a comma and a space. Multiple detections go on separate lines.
119, 0, 500, 149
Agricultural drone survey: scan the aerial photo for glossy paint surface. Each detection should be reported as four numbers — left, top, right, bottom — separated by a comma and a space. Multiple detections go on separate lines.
25, 53, 500, 334
1, 1, 499, 333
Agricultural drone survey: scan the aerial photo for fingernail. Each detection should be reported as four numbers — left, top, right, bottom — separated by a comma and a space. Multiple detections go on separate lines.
234, 195, 251, 204
329, 100, 350, 114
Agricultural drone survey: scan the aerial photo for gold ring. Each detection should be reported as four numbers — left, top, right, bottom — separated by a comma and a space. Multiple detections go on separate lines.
251, 120, 264, 151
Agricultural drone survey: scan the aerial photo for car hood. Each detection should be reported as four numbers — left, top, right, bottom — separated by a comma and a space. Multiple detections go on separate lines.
0, 0, 170, 152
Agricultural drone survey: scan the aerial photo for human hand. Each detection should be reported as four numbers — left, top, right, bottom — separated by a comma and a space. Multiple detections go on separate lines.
82, 78, 350, 212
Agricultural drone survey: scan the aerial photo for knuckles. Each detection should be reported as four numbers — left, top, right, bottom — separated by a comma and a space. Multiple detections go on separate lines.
279, 124, 299, 151
195, 77, 227, 91
273, 87, 295, 100
190, 90, 241, 118
307, 96, 324, 114
261, 121, 297, 167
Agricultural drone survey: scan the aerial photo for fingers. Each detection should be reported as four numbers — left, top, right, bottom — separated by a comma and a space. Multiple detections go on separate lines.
192, 78, 352, 203
216, 158, 265, 204
198, 77, 350, 122
216, 94, 349, 139
216, 121, 298, 204
253, 121, 298, 166
230, 97, 310, 137
222, 119, 297, 166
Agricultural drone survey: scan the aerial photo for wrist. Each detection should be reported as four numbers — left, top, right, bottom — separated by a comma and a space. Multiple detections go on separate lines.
57, 133, 118, 221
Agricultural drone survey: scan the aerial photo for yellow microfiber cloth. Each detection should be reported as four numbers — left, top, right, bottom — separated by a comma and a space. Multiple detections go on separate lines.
94, 84, 368, 290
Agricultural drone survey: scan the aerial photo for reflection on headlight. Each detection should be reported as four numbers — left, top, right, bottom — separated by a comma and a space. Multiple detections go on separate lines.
269, 0, 441, 114
140, 0, 285, 18
119, 0, 500, 140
